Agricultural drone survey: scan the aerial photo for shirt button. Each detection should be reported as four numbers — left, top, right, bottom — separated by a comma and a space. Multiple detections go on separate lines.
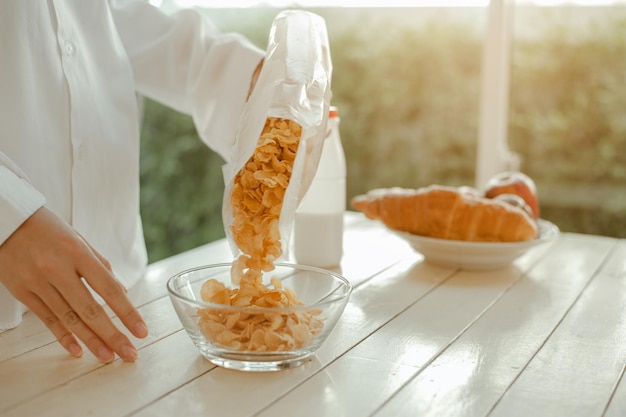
64, 41, 76, 56
76, 144, 85, 159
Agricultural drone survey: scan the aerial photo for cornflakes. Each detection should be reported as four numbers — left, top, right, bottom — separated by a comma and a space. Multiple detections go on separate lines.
198, 117, 324, 352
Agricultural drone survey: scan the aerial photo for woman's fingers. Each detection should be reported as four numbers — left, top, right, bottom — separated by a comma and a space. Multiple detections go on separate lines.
76, 246, 148, 340
23, 293, 84, 358
0, 207, 147, 362
78, 234, 128, 294
58, 284, 137, 362
51, 252, 145, 362
24, 276, 135, 363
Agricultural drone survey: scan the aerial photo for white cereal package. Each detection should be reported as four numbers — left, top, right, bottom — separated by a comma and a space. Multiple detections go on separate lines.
222, 10, 333, 281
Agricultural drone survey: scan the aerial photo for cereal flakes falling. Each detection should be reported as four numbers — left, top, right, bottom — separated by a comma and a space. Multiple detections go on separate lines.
229, 117, 302, 273
198, 117, 324, 352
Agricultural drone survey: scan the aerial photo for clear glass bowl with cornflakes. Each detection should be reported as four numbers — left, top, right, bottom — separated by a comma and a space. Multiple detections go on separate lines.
167, 262, 352, 372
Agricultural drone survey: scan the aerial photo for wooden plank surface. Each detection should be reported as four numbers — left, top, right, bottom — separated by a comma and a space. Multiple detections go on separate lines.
256, 229, 555, 416
489, 239, 626, 417
372, 234, 618, 417
604, 364, 626, 417
131, 258, 451, 417
0, 212, 623, 417
0, 296, 182, 414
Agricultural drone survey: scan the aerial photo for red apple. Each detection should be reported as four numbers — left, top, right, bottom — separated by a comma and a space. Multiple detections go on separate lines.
484, 171, 540, 219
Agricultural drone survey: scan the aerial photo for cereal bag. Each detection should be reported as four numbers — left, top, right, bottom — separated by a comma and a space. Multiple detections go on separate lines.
222, 10, 333, 275
196, 11, 332, 352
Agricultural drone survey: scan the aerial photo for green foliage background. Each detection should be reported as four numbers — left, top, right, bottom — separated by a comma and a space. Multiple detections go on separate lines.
139, 101, 226, 262
140, 6, 626, 263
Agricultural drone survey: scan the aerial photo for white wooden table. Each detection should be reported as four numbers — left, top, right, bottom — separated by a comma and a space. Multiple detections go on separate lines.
1, 211, 625, 417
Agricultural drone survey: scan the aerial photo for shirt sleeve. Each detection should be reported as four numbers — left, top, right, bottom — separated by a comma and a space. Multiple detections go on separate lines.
0, 157, 40, 329
0, 154, 47, 246
109, 1, 265, 161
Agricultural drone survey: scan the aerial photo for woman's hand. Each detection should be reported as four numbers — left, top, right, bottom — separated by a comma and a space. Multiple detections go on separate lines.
0, 207, 148, 363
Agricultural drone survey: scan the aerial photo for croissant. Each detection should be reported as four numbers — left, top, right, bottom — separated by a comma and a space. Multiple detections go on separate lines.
351, 185, 538, 242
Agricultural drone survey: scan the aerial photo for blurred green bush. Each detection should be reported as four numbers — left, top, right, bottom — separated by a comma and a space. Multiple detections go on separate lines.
140, 6, 626, 263
139, 99, 226, 262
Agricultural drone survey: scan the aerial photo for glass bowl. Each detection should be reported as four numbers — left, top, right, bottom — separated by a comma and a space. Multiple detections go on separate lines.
167, 262, 352, 372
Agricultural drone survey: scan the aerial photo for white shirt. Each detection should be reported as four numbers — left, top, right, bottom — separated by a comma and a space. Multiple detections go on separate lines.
0, 0, 264, 330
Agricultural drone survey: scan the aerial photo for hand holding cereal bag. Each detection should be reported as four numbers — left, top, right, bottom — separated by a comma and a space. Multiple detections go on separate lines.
222, 10, 333, 277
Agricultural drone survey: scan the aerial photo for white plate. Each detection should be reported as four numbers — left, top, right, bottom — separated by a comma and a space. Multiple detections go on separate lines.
391, 219, 560, 270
